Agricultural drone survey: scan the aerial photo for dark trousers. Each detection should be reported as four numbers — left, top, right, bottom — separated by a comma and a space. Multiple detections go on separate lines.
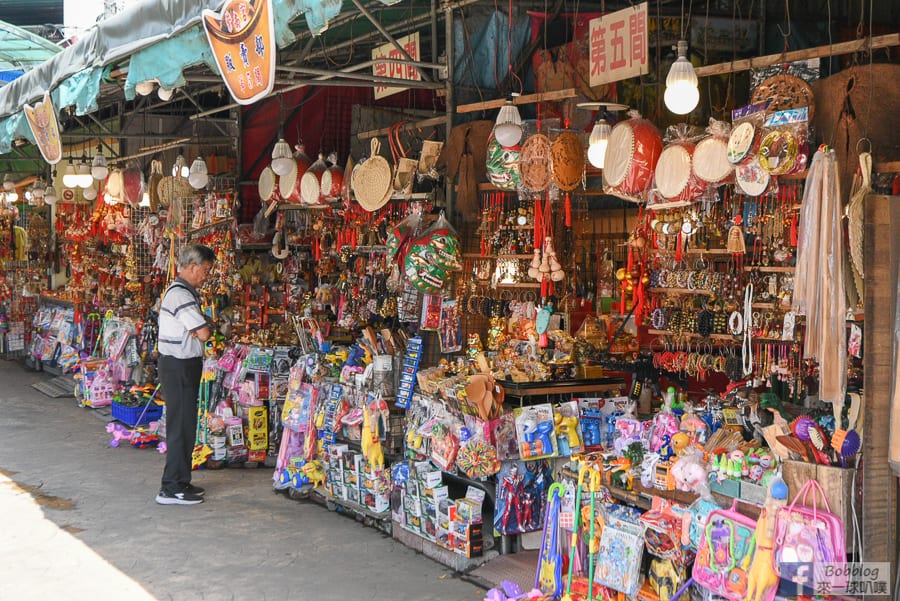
158, 355, 202, 494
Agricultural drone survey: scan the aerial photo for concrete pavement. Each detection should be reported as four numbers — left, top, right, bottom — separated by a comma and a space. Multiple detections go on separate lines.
0, 359, 485, 601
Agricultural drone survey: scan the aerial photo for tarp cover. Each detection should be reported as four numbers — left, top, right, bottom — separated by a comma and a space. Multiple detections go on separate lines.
0, 0, 355, 153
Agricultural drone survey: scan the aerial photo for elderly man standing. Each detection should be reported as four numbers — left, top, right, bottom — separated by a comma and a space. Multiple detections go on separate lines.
155, 244, 215, 505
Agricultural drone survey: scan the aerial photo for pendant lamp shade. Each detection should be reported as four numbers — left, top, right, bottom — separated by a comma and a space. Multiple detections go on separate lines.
189, 157, 209, 189
664, 41, 699, 115
271, 138, 294, 176
494, 99, 523, 148
587, 119, 612, 169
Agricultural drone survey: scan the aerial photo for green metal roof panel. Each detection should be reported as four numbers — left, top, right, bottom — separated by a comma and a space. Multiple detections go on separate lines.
0, 20, 62, 72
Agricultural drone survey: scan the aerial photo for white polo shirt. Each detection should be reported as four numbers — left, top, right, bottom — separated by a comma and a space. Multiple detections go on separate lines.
158, 278, 207, 359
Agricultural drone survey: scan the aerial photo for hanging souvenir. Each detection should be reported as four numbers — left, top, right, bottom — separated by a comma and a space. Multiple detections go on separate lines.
519, 133, 552, 192
23, 91, 62, 165
603, 110, 663, 199
320, 152, 343, 199
485, 134, 520, 190
258, 165, 278, 204
549, 131, 585, 191
692, 118, 735, 186
735, 157, 771, 197
352, 138, 393, 211
654, 124, 705, 203
300, 153, 327, 205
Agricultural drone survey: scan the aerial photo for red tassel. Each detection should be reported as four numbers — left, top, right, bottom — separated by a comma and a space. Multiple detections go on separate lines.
675, 231, 684, 264
541, 277, 549, 299
565, 193, 572, 228
534, 198, 542, 250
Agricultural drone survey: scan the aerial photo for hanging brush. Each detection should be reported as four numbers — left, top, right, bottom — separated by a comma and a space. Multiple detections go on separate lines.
790, 415, 817, 442
832, 391, 862, 468
806, 423, 833, 466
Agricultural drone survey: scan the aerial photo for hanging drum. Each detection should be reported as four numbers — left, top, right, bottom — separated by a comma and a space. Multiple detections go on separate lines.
301, 154, 327, 205
550, 131, 585, 191
735, 157, 771, 197
485, 135, 520, 191
726, 121, 760, 165
692, 136, 734, 185
519, 134, 552, 192
654, 142, 705, 203
258, 166, 278, 203
603, 116, 663, 197
320, 154, 344, 199
278, 159, 302, 203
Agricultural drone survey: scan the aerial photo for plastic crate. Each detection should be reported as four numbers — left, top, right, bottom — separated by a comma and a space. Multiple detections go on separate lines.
111, 401, 164, 427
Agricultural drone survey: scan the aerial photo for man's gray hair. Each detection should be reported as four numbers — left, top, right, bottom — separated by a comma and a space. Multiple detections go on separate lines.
177, 244, 216, 268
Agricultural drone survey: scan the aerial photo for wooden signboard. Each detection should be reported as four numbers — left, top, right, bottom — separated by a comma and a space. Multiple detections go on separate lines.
23, 92, 62, 165
203, 0, 276, 105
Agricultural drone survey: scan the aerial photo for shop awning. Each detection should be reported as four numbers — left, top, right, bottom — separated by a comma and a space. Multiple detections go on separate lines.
0, 0, 371, 154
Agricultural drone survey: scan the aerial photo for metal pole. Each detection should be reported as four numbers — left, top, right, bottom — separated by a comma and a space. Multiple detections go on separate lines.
444, 3, 455, 217
348, 0, 433, 82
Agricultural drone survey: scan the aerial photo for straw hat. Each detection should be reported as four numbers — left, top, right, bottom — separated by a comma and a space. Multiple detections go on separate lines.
352, 138, 393, 211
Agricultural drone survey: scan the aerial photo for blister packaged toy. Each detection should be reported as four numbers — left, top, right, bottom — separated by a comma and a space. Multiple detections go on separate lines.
513, 403, 559, 460
692, 501, 759, 601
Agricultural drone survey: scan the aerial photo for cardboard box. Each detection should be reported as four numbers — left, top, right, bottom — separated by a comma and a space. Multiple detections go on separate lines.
247, 448, 266, 463
419, 469, 443, 489
709, 477, 741, 499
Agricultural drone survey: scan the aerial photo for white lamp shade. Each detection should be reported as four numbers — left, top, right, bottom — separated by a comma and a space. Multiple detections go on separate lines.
140, 191, 151, 207
664, 41, 699, 115
587, 119, 612, 169
76, 162, 93, 188
82, 186, 97, 201
6, 190, 18, 203
2, 173, 14, 191
91, 153, 108, 180
494, 101, 523, 148
271, 138, 294, 176
188, 157, 209, 189
62, 163, 79, 188
44, 186, 57, 205
31, 181, 44, 199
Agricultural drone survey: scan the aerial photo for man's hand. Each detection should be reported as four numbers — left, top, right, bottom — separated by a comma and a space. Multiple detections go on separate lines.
192, 326, 212, 342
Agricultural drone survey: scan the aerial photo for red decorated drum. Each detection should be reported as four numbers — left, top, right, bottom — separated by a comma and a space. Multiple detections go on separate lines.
278, 159, 302, 203
603, 117, 663, 197
654, 142, 705, 202
258, 166, 277, 202
301, 154, 327, 205
321, 161, 344, 199
692, 136, 734, 184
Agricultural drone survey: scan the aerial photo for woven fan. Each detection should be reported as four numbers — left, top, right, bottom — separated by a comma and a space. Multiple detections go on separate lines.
550, 131, 585, 191
351, 138, 392, 212
519, 134, 552, 192
846, 152, 870, 306
751, 73, 816, 122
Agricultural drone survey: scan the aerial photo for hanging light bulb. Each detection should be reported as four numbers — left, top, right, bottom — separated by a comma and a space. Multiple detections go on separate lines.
140, 190, 151, 208
76, 159, 93, 188
82, 185, 97, 201
91, 147, 108, 180
6, 189, 18, 203
2, 173, 14, 191
31, 178, 44, 200
44, 183, 57, 205
172, 154, 190, 178
493, 97, 523, 148
587, 118, 612, 169
188, 156, 209, 189
62, 160, 78, 188
664, 40, 699, 115
25, 188, 34, 205
271, 138, 294, 176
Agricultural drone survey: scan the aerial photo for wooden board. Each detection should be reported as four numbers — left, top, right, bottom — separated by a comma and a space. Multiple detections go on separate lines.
862, 194, 900, 564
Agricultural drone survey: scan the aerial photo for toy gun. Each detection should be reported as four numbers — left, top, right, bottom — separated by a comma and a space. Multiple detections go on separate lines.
521, 420, 554, 458
554, 410, 581, 453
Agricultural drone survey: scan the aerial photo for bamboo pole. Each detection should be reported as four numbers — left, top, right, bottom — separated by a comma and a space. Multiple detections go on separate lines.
694, 33, 900, 78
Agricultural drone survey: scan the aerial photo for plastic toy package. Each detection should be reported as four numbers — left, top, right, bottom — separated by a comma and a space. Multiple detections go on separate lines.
493, 460, 553, 535
513, 404, 559, 460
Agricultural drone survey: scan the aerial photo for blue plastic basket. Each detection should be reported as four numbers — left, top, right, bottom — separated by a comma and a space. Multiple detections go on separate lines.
111, 401, 163, 427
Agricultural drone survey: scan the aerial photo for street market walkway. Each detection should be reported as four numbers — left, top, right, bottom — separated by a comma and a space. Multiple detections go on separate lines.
0, 359, 484, 601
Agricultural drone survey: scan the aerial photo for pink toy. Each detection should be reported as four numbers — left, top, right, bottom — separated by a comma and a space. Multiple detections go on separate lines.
106, 422, 160, 448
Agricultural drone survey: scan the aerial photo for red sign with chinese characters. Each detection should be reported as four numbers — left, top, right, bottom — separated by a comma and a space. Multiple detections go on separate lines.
372, 32, 421, 100
588, 2, 649, 87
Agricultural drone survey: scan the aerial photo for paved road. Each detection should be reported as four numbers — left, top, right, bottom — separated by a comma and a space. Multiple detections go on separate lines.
0, 359, 484, 601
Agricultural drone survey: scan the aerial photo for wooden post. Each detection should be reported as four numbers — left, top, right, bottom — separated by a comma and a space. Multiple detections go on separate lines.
862, 194, 900, 565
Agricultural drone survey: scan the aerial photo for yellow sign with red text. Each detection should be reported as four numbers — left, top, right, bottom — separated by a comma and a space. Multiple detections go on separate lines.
372, 32, 421, 100
24, 92, 62, 165
588, 3, 649, 87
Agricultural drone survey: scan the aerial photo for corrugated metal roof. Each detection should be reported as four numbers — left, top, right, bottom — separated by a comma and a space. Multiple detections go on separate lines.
0, 0, 64, 28
0, 20, 62, 73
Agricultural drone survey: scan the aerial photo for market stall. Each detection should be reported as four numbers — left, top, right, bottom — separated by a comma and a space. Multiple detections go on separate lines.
0, 0, 898, 599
